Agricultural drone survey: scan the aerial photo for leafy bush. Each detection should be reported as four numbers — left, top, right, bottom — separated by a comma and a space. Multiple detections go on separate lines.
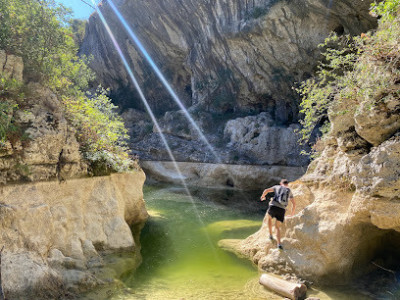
297, 0, 400, 150
63, 87, 133, 174
297, 34, 363, 144
0, 76, 23, 146
0, 0, 134, 173
0, 99, 17, 143
371, 0, 400, 19
0, 0, 95, 93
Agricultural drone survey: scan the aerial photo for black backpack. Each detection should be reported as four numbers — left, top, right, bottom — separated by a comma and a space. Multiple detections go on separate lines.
273, 186, 290, 207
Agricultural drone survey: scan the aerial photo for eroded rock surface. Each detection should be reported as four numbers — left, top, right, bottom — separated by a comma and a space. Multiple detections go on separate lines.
141, 160, 305, 190
0, 172, 148, 299
82, 0, 375, 118
0, 82, 87, 184
220, 94, 400, 287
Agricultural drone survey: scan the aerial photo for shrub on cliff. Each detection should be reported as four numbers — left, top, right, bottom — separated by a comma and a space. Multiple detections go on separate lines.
0, 0, 134, 173
63, 87, 133, 175
297, 0, 400, 151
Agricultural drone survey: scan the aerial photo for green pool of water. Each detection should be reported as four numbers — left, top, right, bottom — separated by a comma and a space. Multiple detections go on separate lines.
82, 184, 390, 300
121, 185, 271, 300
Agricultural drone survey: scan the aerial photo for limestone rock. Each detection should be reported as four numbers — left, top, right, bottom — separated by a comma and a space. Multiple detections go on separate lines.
121, 108, 153, 143
0, 50, 24, 81
354, 95, 400, 146
231, 139, 400, 284
352, 136, 400, 198
1, 252, 63, 299
157, 110, 196, 140
0, 171, 148, 297
0, 82, 87, 184
81, 0, 375, 120
224, 113, 309, 166
140, 160, 306, 190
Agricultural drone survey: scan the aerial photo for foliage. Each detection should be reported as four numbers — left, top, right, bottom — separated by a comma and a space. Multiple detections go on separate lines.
371, 0, 400, 19
0, 0, 95, 93
0, 0, 133, 173
0, 76, 23, 146
296, 34, 363, 144
63, 87, 133, 174
0, 99, 17, 143
297, 0, 400, 157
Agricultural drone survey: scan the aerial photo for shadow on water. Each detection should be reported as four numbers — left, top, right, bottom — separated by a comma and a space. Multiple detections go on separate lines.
122, 216, 172, 286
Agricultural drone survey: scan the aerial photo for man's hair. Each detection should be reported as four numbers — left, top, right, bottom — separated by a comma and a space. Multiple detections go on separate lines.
280, 179, 289, 185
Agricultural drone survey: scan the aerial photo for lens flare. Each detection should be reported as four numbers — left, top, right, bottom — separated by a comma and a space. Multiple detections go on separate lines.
107, 0, 223, 163
90, 0, 218, 256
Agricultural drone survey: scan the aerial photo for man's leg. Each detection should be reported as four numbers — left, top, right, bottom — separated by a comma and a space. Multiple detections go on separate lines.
267, 214, 273, 239
275, 220, 282, 246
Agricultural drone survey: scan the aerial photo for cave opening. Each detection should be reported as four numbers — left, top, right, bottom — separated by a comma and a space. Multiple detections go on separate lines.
352, 227, 400, 298
226, 178, 235, 188
333, 24, 345, 35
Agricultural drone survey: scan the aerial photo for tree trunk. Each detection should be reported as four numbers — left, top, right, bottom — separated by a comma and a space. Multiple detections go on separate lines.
259, 273, 307, 300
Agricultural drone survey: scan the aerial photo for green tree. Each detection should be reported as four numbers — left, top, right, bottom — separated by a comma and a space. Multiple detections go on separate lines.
0, 0, 134, 173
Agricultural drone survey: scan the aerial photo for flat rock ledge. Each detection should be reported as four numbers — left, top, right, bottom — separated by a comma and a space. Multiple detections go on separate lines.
141, 161, 306, 190
0, 171, 148, 299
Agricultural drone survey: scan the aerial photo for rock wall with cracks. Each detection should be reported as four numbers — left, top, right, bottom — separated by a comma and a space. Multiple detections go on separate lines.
219, 65, 400, 295
81, 0, 376, 120
0, 172, 148, 299
81, 0, 376, 178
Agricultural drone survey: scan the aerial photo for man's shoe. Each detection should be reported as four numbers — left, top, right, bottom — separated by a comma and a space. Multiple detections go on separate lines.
277, 244, 283, 250
269, 235, 274, 241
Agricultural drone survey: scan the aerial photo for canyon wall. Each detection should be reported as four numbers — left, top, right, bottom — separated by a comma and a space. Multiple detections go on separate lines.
81, 0, 376, 186
0, 51, 148, 298
0, 172, 148, 299
219, 10, 400, 296
82, 0, 376, 118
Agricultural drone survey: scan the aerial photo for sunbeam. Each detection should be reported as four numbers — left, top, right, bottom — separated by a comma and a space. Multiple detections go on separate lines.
106, 0, 223, 164
89, 0, 218, 257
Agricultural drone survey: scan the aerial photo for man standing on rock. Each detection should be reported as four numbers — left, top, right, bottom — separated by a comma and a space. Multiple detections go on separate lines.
260, 179, 296, 250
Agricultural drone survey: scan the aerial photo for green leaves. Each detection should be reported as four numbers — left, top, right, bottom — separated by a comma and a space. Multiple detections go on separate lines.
63, 87, 133, 174
0, 0, 95, 92
371, 0, 400, 20
297, 33, 362, 145
0, 99, 17, 144
0, 0, 133, 172
298, 0, 400, 158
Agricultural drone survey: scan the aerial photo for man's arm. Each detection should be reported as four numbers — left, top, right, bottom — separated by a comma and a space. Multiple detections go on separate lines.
260, 187, 274, 201
288, 197, 296, 217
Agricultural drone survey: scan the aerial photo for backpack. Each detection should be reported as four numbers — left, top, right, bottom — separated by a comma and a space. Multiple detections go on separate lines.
273, 186, 290, 208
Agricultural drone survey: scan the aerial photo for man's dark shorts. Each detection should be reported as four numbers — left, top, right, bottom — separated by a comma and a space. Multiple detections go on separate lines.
267, 205, 286, 223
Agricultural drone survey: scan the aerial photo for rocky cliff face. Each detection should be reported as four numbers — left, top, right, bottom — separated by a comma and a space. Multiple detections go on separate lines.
81, 0, 376, 180
0, 172, 148, 299
82, 0, 375, 118
0, 52, 148, 298
0, 50, 87, 184
218, 16, 400, 296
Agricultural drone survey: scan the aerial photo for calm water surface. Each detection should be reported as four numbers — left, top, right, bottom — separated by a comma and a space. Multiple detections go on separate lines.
83, 184, 382, 300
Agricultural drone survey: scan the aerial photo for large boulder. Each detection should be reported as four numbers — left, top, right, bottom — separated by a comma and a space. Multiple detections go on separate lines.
0, 172, 148, 298
224, 113, 309, 166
